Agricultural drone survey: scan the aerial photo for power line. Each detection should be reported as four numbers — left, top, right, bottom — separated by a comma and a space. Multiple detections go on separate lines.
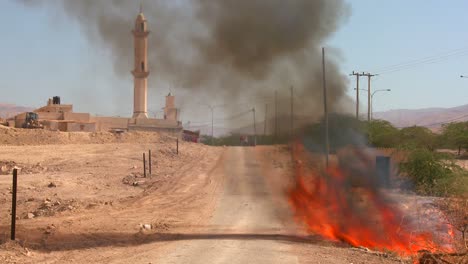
374, 47, 468, 74
417, 114, 468, 127
373, 47, 468, 71
216, 109, 252, 121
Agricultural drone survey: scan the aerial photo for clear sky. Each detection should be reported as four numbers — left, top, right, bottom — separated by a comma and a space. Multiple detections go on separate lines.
0, 0, 467, 117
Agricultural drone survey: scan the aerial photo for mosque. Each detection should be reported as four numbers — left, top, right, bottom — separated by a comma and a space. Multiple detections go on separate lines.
13, 10, 182, 133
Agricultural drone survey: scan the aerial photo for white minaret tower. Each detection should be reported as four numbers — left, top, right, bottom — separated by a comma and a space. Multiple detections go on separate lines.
132, 8, 149, 118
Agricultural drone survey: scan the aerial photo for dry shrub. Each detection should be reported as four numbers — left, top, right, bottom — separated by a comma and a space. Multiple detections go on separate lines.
437, 197, 468, 251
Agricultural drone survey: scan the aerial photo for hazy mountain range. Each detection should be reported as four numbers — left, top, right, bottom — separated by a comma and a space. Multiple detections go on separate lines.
373, 104, 468, 131
0, 103, 33, 118
2, 102, 466, 134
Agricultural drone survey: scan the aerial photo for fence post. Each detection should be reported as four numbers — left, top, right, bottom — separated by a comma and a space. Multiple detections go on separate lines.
148, 150, 152, 178
176, 138, 179, 155
143, 153, 146, 178
11, 168, 17, 240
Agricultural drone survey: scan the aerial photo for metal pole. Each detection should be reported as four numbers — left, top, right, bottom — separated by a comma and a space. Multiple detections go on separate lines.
143, 153, 146, 178
148, 150, 152, 177
253, 108, 257, 146
322, 48, 329, 168
11, 168, 17, 240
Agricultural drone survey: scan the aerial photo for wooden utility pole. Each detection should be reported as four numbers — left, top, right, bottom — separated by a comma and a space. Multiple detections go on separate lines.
264, 104, 268, 135
322, 48, 329, 168
274, 90, 278, 137
361, 72, 377, 122
350, 71, 361, 119
290, 86, 294, 137
252, 107, 257, 146
209, 106, 214, 145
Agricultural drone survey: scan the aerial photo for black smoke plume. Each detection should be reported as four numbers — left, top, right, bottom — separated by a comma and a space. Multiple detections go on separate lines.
18, 0, 352, 129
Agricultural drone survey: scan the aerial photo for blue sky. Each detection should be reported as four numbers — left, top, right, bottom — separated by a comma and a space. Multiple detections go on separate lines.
0, 0, 467, 117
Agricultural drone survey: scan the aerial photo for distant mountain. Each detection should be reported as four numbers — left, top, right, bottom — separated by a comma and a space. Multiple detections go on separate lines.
181, 104, 468, 136
373, 104, 468, 131
0, 103, 34, 118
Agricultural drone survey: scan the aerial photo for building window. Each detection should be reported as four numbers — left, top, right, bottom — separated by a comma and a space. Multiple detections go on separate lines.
141, 23, 144, 32
141, 62, 145, 71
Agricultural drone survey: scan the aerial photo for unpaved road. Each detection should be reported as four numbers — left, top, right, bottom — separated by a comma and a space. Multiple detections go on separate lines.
1, 144, 403, 263
158, 147, 298, 263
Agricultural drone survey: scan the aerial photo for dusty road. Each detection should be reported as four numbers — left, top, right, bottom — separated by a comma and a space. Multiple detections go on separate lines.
157, 147, 298, 263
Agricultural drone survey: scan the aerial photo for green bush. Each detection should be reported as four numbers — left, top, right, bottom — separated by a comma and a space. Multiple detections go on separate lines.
399, 126, 436, 150
399, 147, 466, 196
365, 120, 400, 147
440, 122, 468, 155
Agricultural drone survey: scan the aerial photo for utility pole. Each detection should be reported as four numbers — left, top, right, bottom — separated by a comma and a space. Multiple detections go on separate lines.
274, 90, 278, 137
322, 48, 329, 168
350, 71, 361, 119
361, 72, 377, 121
264, 104, 268, 135
290, 86, 294, 137
252, 107, 257, 146
207, 106, 214, 145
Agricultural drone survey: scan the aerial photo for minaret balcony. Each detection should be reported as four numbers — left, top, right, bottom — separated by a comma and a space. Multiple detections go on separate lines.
132, 71, 150, 78
132, 30, 150, 38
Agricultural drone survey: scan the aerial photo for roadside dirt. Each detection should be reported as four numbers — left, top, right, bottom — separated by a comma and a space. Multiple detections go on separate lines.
0, 126, 165, 145
0, 133, 224, 263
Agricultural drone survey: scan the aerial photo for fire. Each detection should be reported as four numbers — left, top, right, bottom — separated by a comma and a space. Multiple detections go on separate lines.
288, 142, 454, 257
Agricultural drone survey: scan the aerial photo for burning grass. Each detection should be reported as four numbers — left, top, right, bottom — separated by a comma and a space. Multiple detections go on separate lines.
288, 142, 455, 258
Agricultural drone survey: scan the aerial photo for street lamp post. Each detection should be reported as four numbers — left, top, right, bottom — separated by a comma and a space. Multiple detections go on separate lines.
199, 103, 215, 145
354, 88, 391, 120
371, 89, 391, 120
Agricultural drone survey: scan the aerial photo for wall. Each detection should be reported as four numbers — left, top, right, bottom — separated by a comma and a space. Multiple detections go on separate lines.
92, 116, 129, 131
36, 104, 73, 113
133, 117, 180, 128
66, 122, 96, 132
63, 112, 91, 122
37, 112, 63, 120
42, 120, 59, 131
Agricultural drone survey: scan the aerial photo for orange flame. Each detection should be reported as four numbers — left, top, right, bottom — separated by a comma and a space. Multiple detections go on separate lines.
288, 142, 454, 257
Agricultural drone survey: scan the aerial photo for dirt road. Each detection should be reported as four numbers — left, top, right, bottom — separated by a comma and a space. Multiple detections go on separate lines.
157, 147, 298, 263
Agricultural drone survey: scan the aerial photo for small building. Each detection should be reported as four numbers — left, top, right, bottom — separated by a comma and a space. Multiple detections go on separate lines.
14, 97, 97, 132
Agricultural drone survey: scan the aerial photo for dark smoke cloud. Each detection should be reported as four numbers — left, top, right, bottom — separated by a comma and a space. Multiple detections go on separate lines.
18, 0, 352, 128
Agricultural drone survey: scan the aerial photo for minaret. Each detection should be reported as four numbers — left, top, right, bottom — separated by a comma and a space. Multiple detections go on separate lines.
132, 9, 149, 118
